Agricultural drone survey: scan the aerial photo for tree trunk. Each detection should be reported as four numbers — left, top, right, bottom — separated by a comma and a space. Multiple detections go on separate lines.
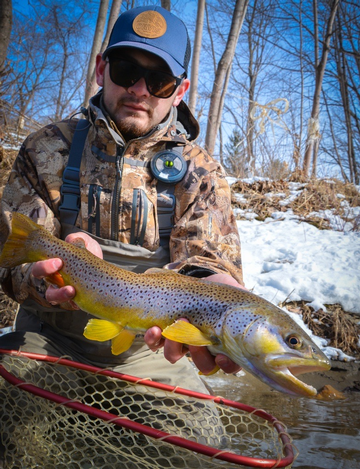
161, 0, 171, 10
83, 0, 110, 108
303, 0, 340, 177
334, 11, 358, 184
323, 91, 349, 182
205, 0, 249, 157
298, 0, 304, 170
0, 0, 12, 72
188, 0, 205, 115
101, 0, 122, 54
245, 2, 256, 176
81, 0, 123, 109
205, 2, 217, 73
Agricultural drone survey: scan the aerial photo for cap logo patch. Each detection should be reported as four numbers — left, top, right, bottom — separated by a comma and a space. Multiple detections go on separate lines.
133, 11, 167, 39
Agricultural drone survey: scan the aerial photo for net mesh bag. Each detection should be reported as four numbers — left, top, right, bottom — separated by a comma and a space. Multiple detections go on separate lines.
0, 350, 295, 469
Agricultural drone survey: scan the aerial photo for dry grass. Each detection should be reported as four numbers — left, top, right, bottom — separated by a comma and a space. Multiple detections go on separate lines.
286, 301, 360, 359
0, 148, 17, 199
231, 177, 360, 230
291, 179, 360, 229
231, 179, 291, 221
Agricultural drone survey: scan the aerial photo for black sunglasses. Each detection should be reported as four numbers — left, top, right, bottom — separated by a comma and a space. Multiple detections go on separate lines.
106, 57, 183, 99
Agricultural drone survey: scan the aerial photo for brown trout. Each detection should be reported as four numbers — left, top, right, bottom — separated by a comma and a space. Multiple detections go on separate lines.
0, 212, 331, 397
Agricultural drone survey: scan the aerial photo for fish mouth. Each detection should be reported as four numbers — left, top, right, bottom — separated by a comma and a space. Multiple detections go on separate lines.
263, 354, 331, 397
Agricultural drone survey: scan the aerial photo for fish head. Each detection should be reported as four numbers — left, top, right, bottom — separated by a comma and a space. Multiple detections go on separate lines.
219, 304, 331, 397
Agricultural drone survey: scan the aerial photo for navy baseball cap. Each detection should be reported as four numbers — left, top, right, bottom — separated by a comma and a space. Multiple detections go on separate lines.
102, 6, 191, 77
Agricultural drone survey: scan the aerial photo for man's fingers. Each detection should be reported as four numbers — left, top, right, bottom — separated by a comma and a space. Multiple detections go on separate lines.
205, 273, 246, 289
144, 326, 165, 352
215, 354, 242, 374
45, 284, 77, 305
32, 258, 63, 279
188, 345, 217, 375
65, 233, 103, 259
31, 254, 80, 310
45, 285, 79, 310
163, 338, 188, 364
144, 325, 188, 361
144, 319, 242, 375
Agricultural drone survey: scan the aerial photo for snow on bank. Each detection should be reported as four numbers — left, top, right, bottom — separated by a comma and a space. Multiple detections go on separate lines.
230, 178, 360, 361
238, 214, 359, 314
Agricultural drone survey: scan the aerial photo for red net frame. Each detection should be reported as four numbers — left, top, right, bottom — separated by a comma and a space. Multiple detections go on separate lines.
0, 349, 295, 468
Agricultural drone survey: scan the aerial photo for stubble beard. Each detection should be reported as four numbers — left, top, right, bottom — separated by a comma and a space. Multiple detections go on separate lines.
111, 97, 155, 141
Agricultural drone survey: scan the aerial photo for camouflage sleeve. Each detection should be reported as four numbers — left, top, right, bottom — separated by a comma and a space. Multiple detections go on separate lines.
0, 125, 68, 305
167, 145, 244, 285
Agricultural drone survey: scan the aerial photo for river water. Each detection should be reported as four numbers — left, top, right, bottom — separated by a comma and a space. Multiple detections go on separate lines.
203, 372, 360, 469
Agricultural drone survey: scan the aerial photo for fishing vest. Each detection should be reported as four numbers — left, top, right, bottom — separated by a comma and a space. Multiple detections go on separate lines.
58, 119, 185, 256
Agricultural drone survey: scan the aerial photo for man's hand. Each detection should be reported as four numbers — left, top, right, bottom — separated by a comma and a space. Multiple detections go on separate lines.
144, 320, 242, 375
144, 273, 245, 375
31, 232, 103, 308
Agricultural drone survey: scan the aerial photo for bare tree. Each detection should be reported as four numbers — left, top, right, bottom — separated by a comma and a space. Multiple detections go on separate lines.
83, 0, 123, 108
7, 12, 54, 129
188, 0, 205, 115
49, 6, 89, 121
83, 0, 110, 108
205, 0, 249, 157
3, 0, 91, 126
161, 0, 171, 10
101, 0, 123, 53
302, 0, 340, 177
222, 0, 279, 175
0, 0, 12, 74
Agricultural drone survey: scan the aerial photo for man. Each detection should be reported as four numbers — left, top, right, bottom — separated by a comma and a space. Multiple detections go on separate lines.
0, 5, 246, 467
0, 6, 243, 391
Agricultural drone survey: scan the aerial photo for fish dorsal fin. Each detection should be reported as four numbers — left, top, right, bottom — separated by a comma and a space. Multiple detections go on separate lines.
112, 330, 136, 355
162, 321, 214, 346
83, 319, 123, 342
71, 238, 87, 249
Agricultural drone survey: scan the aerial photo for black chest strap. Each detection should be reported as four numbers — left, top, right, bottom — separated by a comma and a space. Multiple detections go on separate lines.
59, 119, 90, 226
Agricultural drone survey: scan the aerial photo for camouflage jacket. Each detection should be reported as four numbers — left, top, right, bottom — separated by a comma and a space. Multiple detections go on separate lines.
0, 92, 243, 307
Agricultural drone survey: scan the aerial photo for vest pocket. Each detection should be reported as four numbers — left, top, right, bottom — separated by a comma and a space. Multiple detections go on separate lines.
130, 188, 149, 246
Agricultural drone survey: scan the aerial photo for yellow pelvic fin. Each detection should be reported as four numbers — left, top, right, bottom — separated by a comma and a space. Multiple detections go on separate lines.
111, 329, 136, 355
83, 319, 124, 342
162, 321, 214, 346
0, 212, 43, 268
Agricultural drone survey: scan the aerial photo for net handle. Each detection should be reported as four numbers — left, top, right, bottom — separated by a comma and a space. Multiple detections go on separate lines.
0, 349, 294, 468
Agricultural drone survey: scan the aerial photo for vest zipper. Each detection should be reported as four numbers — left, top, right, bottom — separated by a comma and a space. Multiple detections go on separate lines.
111, 147, 124, 241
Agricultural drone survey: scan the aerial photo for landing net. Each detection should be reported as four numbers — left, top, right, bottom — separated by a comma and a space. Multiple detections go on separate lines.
0, 350, 295, 468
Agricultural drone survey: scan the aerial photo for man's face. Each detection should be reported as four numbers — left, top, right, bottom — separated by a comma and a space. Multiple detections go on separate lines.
96, 49, 190, 141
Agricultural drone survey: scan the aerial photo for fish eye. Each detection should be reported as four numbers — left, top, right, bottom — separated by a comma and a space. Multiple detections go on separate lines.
286, 334, 302, 349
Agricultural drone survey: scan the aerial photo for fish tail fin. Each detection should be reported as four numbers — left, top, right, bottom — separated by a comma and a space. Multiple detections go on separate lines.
0, 212, 44, 268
